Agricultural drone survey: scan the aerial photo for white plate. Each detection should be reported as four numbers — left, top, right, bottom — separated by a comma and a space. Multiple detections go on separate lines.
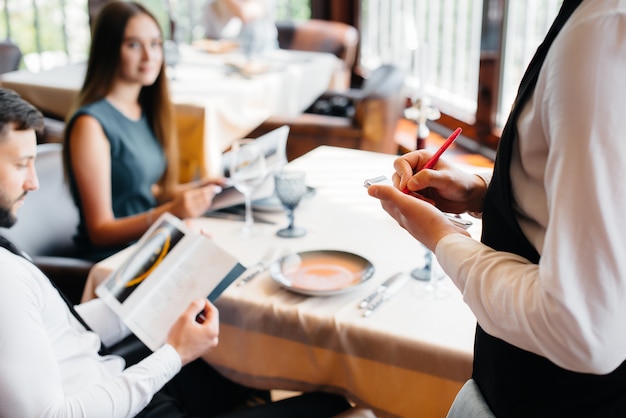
269, 250, 374, 296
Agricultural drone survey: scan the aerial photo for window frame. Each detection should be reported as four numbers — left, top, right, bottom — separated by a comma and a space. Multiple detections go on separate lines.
311, 0, 514, 153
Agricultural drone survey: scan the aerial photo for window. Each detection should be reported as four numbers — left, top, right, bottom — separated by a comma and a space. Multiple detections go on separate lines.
358, 0, 563, 150
1, 0, 308, 71
1, 0, 89, 71
498, 0, 561, 126
360, 0, 483, 123
4, 0, 565, 151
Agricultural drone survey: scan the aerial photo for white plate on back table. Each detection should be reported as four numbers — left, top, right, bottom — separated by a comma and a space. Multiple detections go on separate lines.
269, 250, 375, 296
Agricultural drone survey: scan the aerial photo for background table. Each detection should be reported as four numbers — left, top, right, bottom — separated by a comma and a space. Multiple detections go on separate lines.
0, 45, 337, 179
84, 146, 481, 418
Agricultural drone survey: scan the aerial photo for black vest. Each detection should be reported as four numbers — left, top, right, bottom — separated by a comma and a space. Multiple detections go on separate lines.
477, 0, 626, 416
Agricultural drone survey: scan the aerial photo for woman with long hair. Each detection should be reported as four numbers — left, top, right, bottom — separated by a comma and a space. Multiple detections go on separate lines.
64, 0, 222, 261
58, 2, 354, 416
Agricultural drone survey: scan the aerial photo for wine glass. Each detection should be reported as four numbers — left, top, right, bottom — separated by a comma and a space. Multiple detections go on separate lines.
411, 250, 449, 299
229, 138, 268, 236
239, 28, 256, 63
274, 170, 307, 238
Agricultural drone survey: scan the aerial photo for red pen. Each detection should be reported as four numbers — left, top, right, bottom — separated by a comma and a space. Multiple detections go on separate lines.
403, 127, 462, 194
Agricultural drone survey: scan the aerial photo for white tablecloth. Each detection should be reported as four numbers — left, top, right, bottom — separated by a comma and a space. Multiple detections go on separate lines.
83, 146, 480, 418
1, 45, 337, 179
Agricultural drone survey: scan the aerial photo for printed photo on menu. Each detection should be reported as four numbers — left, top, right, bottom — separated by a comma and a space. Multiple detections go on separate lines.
104, 218, 184, 303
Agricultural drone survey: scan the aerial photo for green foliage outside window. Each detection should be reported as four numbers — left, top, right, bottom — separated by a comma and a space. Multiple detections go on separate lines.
1, 0, 310, 71
276, 0, 311, 20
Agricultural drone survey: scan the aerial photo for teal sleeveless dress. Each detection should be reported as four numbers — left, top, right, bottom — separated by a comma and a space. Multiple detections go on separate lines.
65, 99, 167, 261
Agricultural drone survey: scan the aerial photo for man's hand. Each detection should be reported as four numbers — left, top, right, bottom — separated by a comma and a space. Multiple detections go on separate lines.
166, 298, 220, 366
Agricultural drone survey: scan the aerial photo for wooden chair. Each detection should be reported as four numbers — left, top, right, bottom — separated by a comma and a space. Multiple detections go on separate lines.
276, 19, 359, 91
248, 64, 407, 161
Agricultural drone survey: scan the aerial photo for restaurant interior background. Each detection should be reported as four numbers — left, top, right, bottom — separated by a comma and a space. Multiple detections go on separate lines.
0, 2, 571, 415
1, 0, 563, 158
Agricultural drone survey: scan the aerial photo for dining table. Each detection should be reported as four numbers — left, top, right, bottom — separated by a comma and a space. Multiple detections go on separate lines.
82, 146, 483, 418
0, 43, 338, 180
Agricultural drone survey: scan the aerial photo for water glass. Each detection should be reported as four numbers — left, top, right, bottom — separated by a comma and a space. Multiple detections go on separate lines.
274, 170, 307, 238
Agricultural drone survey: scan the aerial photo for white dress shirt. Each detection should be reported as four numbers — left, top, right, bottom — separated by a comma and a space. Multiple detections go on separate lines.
437, 0, 626, 374
0, 249, 182, 417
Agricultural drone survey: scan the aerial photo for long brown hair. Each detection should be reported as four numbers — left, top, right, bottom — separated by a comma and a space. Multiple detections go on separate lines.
66, 0, 179, 192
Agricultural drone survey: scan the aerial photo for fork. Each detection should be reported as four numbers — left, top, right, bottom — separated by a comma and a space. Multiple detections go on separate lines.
237, 247, 283, 286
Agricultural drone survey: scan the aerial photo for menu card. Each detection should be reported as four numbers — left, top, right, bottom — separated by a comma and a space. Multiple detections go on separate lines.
95, 212, 244, 351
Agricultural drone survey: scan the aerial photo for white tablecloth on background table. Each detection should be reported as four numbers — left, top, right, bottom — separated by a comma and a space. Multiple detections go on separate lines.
1, 45, 337, 179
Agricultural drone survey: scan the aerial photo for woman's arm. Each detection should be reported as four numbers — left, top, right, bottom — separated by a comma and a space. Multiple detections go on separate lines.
155, 177, 225, 203
69, 115, 157, 247
69, 115, 221, 248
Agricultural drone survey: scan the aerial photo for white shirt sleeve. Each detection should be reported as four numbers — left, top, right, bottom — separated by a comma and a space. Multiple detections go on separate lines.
437, 4, 626, 374
75, 298, 131, 347
0, 252, 182, 417
74, 344, 182, 417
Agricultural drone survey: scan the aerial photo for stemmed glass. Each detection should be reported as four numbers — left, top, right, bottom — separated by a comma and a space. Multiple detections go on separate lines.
229, 138, 268, 236
239, 29, 256, 63
274, 170, 307, 238
411, 250, 449, 299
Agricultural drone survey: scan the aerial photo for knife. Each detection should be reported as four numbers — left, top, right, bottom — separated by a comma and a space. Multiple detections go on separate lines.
363, 273, 411, 317
359, 272, 405, 309
444, 213, 473, 230
237, 247, 283, 286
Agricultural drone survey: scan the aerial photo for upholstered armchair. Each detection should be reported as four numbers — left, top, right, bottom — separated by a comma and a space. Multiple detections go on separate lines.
0, 39, 22, 74
0, 143, 93, 305
275, 19, 359, 91
248, 64, 407, 161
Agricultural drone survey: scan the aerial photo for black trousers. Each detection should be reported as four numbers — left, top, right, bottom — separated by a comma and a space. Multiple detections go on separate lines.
136, 359, 352, 418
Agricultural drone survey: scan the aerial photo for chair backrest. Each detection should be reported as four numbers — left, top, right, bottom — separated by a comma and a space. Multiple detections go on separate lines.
276, 19, 358, 90
0, 143, 81, 257
248, 62, 407, 158
354, 64, 407, 154
358, 64, 407, 100
0, 39, 22, 74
